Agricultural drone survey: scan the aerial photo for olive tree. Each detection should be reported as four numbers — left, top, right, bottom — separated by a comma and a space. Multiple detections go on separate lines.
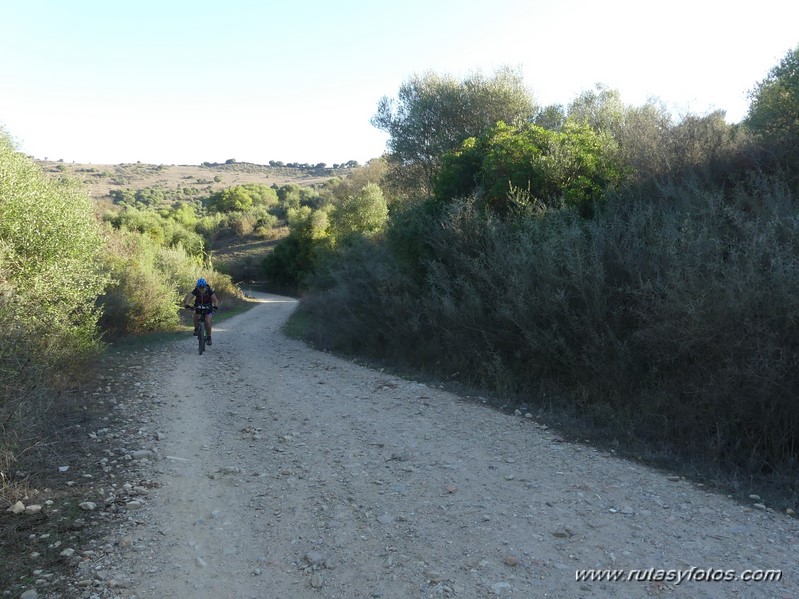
371, 66, 536, 199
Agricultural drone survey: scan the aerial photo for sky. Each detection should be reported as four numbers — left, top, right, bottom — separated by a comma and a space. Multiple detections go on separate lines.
1, 0, 797, 167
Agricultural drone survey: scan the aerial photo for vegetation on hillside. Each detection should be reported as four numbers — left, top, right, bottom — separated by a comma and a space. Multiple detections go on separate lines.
292, 49, 799, 496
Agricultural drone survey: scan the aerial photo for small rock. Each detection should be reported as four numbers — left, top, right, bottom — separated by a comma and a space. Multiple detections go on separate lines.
7, 501, 25, 514
667, 476, 681, 482
553, 527, 574, 538
60, 548, 75, 557
79, 502, 97, 511
621, 506, 634, 515
219, 466, 242, 475
377, 514, 394, 525
24, 505, 42, 515
424, 570, 444, 583
504, 556, 519, 567
753, 503, 767, 510
787, 508, 795, 516
125, 501, 142, 510
20, 590, 38, 599
749, 494, 761, 500
310, 572, 323, 588
491, 581, 512, 595
305, 551, 325, 566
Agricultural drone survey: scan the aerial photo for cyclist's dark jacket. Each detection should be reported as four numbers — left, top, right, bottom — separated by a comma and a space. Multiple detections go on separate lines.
191, 286, 215, 306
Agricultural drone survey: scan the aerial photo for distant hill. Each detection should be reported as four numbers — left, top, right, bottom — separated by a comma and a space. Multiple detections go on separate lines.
36, 160, 353, 204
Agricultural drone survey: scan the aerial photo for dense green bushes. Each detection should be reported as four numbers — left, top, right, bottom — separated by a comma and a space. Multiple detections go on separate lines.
263, 168, 389, 288
435, 121, 623, 214
0, 133, 108, 453
298, 175, 799, 473
98, 229, 199, 335
208, 183, 279, 212
295, 52, 799, 482
0, 135, 108, 360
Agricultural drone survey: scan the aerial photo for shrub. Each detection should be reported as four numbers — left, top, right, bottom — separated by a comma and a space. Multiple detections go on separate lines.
434, 121, 623, 215
0, 133, 108, 459
98, 229, 187, 336
300, 173, 799, 474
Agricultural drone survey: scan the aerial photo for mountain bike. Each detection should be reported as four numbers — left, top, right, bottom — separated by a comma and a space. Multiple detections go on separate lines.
185, 304, 217, 355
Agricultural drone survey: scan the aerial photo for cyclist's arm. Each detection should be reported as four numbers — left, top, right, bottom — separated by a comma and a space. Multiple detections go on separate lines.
211, 293, 219, 308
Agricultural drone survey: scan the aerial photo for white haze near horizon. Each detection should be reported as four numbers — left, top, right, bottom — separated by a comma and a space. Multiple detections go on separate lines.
1, 0, 797, 166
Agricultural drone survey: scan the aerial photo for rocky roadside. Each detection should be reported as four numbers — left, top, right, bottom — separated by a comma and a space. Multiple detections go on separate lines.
2, 348, 164, 599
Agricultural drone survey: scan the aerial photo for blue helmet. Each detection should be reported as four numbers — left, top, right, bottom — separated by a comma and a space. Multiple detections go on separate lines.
197, 277, 207, 287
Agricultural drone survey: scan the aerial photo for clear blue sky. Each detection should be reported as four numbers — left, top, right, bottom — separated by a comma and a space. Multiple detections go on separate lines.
1, 0, 797, 166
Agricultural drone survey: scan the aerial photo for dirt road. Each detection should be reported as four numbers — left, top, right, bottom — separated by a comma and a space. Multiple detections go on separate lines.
86, 292, 798, 599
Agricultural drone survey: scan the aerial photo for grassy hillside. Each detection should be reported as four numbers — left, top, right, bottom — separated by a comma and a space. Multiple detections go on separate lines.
38, 160, 363, 288
37, 160, 347, 204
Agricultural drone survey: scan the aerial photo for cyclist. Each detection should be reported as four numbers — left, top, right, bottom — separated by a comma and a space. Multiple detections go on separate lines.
184, 278, 219, 345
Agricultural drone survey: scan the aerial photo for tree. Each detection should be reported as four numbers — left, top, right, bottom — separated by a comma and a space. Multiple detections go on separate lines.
567, 84, 626, 135
746, 45, 799, 137
371, 66, 536, 199
605, 101, 674, 182
745, 45, 799, 175
209, 186, 252, 212
0, 132, 109, 367
263, 205, 331, 287
329, 183, 388, 243
208, 184, 278, 213
434, 121, 623, 214
534, 104, 566, 131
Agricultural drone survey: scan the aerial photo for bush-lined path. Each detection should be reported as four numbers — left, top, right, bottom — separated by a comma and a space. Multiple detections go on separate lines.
79, 292, 797, 598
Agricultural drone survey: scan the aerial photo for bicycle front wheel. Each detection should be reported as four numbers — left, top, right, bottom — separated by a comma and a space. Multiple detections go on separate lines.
198, 321, 205, 355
